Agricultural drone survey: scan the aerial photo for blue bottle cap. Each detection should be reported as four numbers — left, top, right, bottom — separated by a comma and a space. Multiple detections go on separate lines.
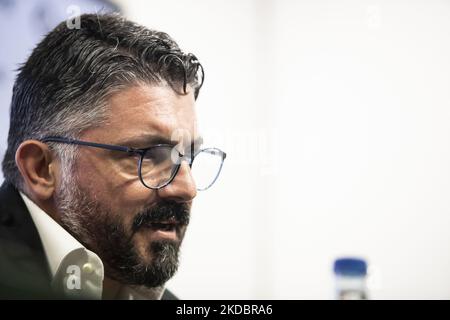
334, 257, 367, 276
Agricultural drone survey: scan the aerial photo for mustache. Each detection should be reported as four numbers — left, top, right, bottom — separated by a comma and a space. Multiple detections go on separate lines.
132, 201, 191, 232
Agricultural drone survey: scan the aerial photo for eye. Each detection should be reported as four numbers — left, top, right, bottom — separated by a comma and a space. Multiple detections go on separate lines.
143, 147, 171, 165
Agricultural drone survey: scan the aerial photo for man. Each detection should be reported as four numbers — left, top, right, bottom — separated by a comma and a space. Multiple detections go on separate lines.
0, 13, 226, 299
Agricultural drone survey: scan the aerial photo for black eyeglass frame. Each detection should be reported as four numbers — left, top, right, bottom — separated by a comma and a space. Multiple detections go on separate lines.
40, 136, 226, 191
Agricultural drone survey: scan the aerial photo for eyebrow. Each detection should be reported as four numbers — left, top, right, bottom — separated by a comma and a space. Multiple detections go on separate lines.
116, 134, 204, 150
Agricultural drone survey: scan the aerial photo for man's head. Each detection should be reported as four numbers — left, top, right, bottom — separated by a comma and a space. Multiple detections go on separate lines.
2, 14, 204, 288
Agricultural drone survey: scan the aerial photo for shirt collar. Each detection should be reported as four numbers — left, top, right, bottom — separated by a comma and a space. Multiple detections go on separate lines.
19, 192, 97, 277
19, 192, 166, 300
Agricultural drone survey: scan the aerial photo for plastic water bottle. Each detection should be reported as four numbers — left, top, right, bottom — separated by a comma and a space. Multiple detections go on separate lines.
333, 257, 368, 300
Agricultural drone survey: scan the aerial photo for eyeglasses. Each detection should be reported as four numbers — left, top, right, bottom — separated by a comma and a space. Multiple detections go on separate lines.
41, 136, 226, 191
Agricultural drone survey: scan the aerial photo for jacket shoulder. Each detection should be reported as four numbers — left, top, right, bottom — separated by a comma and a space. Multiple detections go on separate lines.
0, 181, 52, 298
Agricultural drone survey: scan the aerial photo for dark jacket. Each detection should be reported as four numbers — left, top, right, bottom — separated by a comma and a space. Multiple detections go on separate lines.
0, 182, 177, 300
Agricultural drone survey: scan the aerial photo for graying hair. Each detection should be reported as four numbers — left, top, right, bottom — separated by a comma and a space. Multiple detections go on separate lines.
2, 13, 204, 190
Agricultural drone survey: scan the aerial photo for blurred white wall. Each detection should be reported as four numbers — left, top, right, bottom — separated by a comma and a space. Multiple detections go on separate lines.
118, 0, 450, 299
268, 0, 450, 299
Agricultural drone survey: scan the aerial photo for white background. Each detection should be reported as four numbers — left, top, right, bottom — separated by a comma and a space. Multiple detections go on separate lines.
2, 0, 450, 299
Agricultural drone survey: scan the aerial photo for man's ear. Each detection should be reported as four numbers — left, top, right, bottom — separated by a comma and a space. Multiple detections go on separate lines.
15, 140, 57, 200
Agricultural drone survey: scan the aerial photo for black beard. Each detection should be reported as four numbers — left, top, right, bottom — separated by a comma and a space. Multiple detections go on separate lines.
98, 216, 181, 288
56, 183, 190, 288
95, 202, 190, 288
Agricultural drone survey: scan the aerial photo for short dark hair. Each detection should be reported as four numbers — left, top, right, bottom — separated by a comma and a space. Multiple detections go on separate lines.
2, 13, 204, 189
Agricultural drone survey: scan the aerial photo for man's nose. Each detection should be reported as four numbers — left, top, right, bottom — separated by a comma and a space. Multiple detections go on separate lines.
157, 162, 197, 202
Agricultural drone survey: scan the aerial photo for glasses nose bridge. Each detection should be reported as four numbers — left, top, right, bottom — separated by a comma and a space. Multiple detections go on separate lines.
173, 149, 194, 167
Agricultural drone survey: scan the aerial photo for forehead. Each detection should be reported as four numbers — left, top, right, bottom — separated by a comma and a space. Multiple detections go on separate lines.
86, 84, 198, 144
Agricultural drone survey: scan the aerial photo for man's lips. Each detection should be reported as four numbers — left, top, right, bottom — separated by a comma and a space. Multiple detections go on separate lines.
142, 220, 184, 241
144, 219, 183, 231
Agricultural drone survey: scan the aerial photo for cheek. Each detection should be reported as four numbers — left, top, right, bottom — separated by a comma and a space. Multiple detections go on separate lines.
75, 149, 164, 239
76, 156, 159, 229
106, 181, 158, 224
